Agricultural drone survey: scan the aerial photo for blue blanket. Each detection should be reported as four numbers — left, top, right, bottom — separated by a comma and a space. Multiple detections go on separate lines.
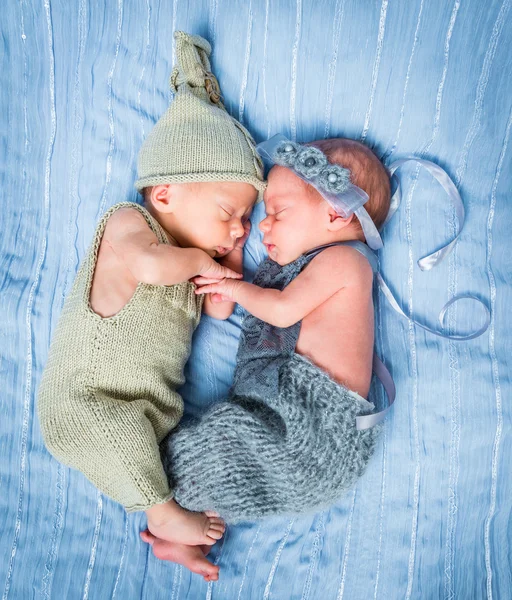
1, 1, 511, 598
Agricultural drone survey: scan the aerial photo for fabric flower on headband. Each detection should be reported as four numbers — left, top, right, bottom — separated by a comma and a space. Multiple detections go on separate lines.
317, 164, 351, 194
274, 140, 351, 194
275, 142, 328, 178
274, 140, 300, 166
293, 147, 328, 179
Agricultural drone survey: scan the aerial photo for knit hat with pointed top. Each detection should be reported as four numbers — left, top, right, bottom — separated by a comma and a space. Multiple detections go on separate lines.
135, 31, 265, 195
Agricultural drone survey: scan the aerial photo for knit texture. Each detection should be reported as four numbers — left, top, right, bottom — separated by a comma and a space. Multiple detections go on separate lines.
135, 31, 266, 195
37, 202, 203, 512
162, 241, 381, 523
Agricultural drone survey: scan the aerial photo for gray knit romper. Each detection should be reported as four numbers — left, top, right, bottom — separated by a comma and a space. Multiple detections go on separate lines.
162, 241, 381, 523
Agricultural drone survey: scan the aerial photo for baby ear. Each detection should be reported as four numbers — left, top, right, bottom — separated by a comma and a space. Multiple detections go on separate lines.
149, 185, 172, 212
326, 207, 354, 231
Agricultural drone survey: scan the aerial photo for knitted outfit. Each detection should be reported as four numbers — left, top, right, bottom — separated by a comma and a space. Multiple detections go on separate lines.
37, 31, 265, 511
38, 202, 203, 511
162, 241, 381, 523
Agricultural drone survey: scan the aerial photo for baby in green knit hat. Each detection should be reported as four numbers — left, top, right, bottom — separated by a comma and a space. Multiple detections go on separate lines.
37, 31, 265, 583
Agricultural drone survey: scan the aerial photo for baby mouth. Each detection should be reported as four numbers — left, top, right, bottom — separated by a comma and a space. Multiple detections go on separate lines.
216, 246, 233, 255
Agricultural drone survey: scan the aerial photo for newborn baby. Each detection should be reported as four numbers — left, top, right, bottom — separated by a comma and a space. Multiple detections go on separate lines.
141, 136, 391, 579
37, 31, 265, 582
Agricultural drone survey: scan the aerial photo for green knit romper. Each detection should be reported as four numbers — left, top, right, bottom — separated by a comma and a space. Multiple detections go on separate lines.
37, 202, 203, 511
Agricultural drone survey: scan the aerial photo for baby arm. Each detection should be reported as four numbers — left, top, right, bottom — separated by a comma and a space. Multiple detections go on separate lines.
195, 246, 367, 327
105, 207, 243, 286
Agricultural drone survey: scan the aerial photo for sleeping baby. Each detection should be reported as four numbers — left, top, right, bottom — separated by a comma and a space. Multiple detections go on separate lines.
37, 30, 265, 580
140, 134, 392, 579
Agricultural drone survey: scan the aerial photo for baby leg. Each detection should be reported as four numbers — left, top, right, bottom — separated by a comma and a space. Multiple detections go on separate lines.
39, 390, 225, 545
162, 354, 380, 522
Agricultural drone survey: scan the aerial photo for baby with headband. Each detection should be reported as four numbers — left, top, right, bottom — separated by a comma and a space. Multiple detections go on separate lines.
140, 134, 393, 574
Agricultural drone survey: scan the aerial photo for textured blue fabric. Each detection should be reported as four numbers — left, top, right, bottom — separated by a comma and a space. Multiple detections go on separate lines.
1, 1, 511, 599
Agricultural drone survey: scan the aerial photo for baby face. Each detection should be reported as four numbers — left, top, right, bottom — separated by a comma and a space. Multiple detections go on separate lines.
260, 166, 328, 265
163, 181, 258, 257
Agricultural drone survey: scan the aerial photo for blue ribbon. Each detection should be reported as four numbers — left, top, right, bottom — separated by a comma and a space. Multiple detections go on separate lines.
355, 157, 490, 431
386, 158, 465, 270
356, 353, 396, 430
380, 157, 490, 340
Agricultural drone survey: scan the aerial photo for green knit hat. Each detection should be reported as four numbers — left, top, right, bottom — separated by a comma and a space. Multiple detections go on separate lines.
135, 31, 266, 196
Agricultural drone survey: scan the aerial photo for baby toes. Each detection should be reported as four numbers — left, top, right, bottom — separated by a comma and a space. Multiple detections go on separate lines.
203, 537, 217, 546
207, 528, 224, 541
140, 529, 156, 545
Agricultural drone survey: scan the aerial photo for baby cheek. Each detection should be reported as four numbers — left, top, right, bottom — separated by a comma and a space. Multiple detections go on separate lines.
273, 220, 284, 238
225, 220, 235, 237
274, 218, 289, 238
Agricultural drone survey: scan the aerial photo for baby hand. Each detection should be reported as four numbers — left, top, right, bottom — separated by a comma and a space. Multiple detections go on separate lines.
194, 278, 241, 302
199, 257, 243, 281
190, 275, 233, 303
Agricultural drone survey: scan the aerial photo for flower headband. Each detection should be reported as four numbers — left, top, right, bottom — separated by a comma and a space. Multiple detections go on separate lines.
256, 134, 384, 250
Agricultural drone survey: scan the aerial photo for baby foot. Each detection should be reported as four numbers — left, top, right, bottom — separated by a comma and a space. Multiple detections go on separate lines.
146, 500, 225, 546
140, 530, 219, 582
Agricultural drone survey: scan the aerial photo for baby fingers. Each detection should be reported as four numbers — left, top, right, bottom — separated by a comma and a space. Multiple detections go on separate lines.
140, 529, 157, 545
190, 276, 220, 285
211, 293, 229, 303
222, 268, 243, 280
194, 284, 219, 295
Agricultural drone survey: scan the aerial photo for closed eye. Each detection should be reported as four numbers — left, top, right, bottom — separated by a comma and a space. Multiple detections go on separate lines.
221, 207, 232, 217
267, 208, 286, 217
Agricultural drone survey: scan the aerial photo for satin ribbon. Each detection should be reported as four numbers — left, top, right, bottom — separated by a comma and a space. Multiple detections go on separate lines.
379, 157, 490, 341
355, 157, 490, 430
377, 274, 490, 342
356, 353, 396, 430
385, 157, 465, 271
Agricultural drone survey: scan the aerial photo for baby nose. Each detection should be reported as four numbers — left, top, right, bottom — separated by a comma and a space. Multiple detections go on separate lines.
231, 220, 244, 239
259, 216, 271, 232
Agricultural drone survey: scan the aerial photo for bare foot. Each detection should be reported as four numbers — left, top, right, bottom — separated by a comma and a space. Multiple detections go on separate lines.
140, 530, 219, 582
146, 500, 225, 546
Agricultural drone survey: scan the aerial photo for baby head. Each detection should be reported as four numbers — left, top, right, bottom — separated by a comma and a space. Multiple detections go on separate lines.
142, 181, 257, 258
135, 31, 265, 257
260, 138, 391, 265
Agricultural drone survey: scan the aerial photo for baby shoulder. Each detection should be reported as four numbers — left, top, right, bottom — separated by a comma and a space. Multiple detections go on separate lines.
103, 206, 159, 249
310, 245, 374, 288
104, 206, 151, 235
